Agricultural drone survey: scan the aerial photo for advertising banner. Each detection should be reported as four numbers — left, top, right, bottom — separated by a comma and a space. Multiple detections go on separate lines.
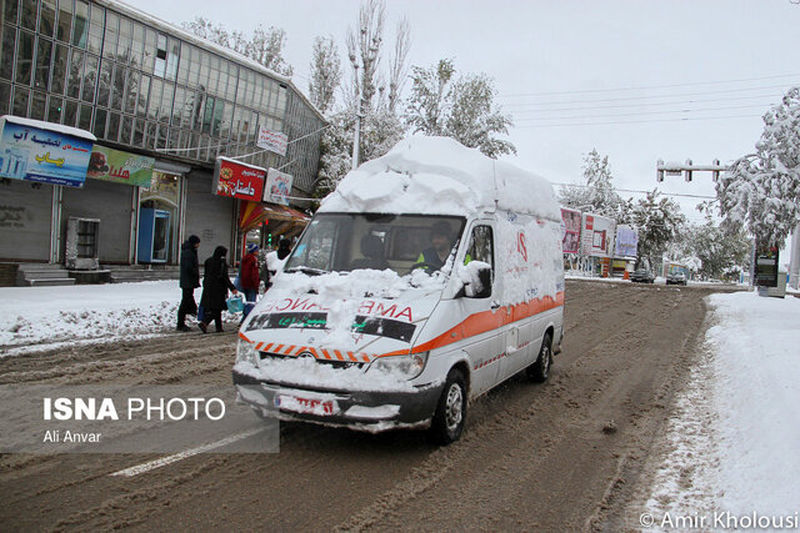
213, 157, 265, 202
614, 224, 639, 258
86, 145, 154, 187
560, 207, 582, 254
264, 167, 293, 206
581, 213, 615, 258
0, 116, 95, 188
257, 126, 288, 157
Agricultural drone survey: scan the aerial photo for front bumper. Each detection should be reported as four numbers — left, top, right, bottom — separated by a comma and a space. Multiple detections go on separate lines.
232, 369, 443, 431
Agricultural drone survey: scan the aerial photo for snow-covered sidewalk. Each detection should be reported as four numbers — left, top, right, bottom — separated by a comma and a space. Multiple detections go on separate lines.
645, 290, 800, 530
0, 280, 207, 356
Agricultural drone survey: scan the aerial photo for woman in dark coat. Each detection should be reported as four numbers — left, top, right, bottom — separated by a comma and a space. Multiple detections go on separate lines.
199, 245, 238, 333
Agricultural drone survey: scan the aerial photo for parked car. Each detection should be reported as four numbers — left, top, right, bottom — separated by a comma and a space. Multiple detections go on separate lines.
630, 268, 655, 284
666, 271, 688, 285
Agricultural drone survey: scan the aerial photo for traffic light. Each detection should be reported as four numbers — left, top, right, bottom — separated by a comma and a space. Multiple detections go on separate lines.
656, 159, 664, 182
684, 159, 693, 182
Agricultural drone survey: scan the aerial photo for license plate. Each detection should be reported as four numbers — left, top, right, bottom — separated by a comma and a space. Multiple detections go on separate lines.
275, 394, 339, 416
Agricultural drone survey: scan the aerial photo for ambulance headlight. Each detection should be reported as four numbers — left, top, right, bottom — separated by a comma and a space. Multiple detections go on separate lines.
236, 340, 259, 366
368, 352, 428, 380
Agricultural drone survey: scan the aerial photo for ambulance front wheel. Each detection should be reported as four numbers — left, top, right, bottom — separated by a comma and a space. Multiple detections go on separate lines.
528, 332, 553, 383
429, 368, 467, 445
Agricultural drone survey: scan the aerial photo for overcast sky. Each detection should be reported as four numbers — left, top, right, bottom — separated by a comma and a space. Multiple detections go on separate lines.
125, 0, 800, 223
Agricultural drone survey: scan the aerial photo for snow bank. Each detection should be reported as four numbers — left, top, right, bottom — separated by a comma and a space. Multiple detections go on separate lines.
320, 135, 560, 220
0, 281, 236, 355
707, 291, 800, 516
645, 290, 800, 524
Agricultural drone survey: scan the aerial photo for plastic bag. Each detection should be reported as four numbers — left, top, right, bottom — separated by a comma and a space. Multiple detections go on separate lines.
226, 295, 244, 313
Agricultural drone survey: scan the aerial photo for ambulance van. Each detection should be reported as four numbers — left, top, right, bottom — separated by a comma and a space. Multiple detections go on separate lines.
233, 136, 565, 444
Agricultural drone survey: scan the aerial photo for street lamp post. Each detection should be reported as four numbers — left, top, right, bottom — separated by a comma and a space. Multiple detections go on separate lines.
351, 64, 361, 171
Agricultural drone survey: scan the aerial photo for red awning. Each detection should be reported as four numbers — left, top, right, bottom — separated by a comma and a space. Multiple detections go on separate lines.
238, 201, 310, 231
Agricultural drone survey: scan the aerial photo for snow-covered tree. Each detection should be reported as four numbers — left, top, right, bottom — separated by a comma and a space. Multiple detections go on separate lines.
404, 59, 454, 136
668, 219, 751, 279
308, 36, 341, 115
314, 108, 405, 197
404, 58, 515, 158
717, 86, 800, 246
559, 149, 626, 218
182, 17, 293, 76
387, 18, 411, 115
312, 0, 409, 196
630, 190, 686, 270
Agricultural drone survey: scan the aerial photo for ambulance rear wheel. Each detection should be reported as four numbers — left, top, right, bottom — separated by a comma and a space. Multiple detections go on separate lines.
528, 332, 553, 383
429, 368, 467, 445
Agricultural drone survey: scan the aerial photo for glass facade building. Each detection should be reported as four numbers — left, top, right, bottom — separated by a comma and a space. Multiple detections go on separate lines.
0, 0, 325, 270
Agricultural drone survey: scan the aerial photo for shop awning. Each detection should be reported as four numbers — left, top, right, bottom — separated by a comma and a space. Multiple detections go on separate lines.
238, 201, 310, 231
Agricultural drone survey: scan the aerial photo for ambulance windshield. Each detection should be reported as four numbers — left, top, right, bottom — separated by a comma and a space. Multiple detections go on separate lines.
284, 213, 466, 277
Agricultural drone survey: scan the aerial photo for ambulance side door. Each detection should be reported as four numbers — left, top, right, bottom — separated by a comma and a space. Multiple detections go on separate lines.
457, 221, 504, 396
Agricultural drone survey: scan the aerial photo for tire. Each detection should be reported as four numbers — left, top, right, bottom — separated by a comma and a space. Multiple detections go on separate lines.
429, 368, 467, 445
528, 332, 553, 383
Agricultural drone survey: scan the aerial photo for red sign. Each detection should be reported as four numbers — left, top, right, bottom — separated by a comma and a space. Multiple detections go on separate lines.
213, 157, 265, 201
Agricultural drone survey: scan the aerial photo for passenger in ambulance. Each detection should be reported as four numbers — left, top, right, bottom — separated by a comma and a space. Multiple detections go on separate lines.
350, 234, 389, 270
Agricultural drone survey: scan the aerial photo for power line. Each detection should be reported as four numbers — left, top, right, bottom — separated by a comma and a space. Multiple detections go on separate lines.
513, 113, 762, 128
514, 103, 771, 123
553, 182, 716, 200
498, 73, 800, 99
508, 92, 783, 115
502, 83, 798, 108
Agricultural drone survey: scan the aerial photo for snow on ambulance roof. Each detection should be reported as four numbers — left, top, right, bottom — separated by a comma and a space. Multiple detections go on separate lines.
320, 136, 561, 220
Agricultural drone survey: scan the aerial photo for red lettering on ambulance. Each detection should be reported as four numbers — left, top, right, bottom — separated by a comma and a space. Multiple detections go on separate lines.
395, 306, 413, 322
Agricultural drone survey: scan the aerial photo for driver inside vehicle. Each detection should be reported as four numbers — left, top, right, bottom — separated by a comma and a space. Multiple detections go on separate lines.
415, 221, 455, 271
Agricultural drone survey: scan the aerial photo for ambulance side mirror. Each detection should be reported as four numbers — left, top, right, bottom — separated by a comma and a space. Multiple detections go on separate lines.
455, 262, 492, 299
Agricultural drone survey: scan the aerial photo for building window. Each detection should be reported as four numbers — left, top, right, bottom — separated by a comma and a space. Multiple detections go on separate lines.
154, 33, 167, 77
39, 0, 57, 38
72, 0, 88, 48
57, 0, 72, 42
4, 0, 18, 26
1, 24, 15, 80
20, 0, 36, 32
0, 80, 10, 115
16, 30, 34, 85
47, 95, 62, 122
13, 86, 28, 115
34, 37, 52, 90
30, 90, 46, 119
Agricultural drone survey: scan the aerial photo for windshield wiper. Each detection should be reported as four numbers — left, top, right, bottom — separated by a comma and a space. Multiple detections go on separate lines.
284, 266, 329, 276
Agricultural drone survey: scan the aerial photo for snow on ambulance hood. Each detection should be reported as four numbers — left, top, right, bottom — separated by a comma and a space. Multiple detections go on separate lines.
242, 268, 443, 355
320, 135, 561, 220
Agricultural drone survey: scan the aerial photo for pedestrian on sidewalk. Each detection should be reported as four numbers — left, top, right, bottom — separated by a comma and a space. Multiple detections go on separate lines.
176, 235, 200, 332
198, 245, 238, 333
240, 243, 260, 322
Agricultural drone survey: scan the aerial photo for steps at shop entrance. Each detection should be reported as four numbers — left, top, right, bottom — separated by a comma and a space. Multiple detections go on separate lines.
16, 263, 76, 287
107, 265, 181, 284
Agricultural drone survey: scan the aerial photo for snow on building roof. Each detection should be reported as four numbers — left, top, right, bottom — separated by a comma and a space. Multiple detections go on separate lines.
1, 115, 97, 141
320, 135, 561, 220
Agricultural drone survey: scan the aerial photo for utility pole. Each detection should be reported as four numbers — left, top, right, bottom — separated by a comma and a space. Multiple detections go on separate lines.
351, 63, 362, 171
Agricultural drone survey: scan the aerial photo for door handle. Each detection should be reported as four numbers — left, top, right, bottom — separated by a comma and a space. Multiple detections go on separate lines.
491, 301, 501, 310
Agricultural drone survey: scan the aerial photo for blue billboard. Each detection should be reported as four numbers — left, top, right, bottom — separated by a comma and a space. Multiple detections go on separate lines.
0, 116, 95, 188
